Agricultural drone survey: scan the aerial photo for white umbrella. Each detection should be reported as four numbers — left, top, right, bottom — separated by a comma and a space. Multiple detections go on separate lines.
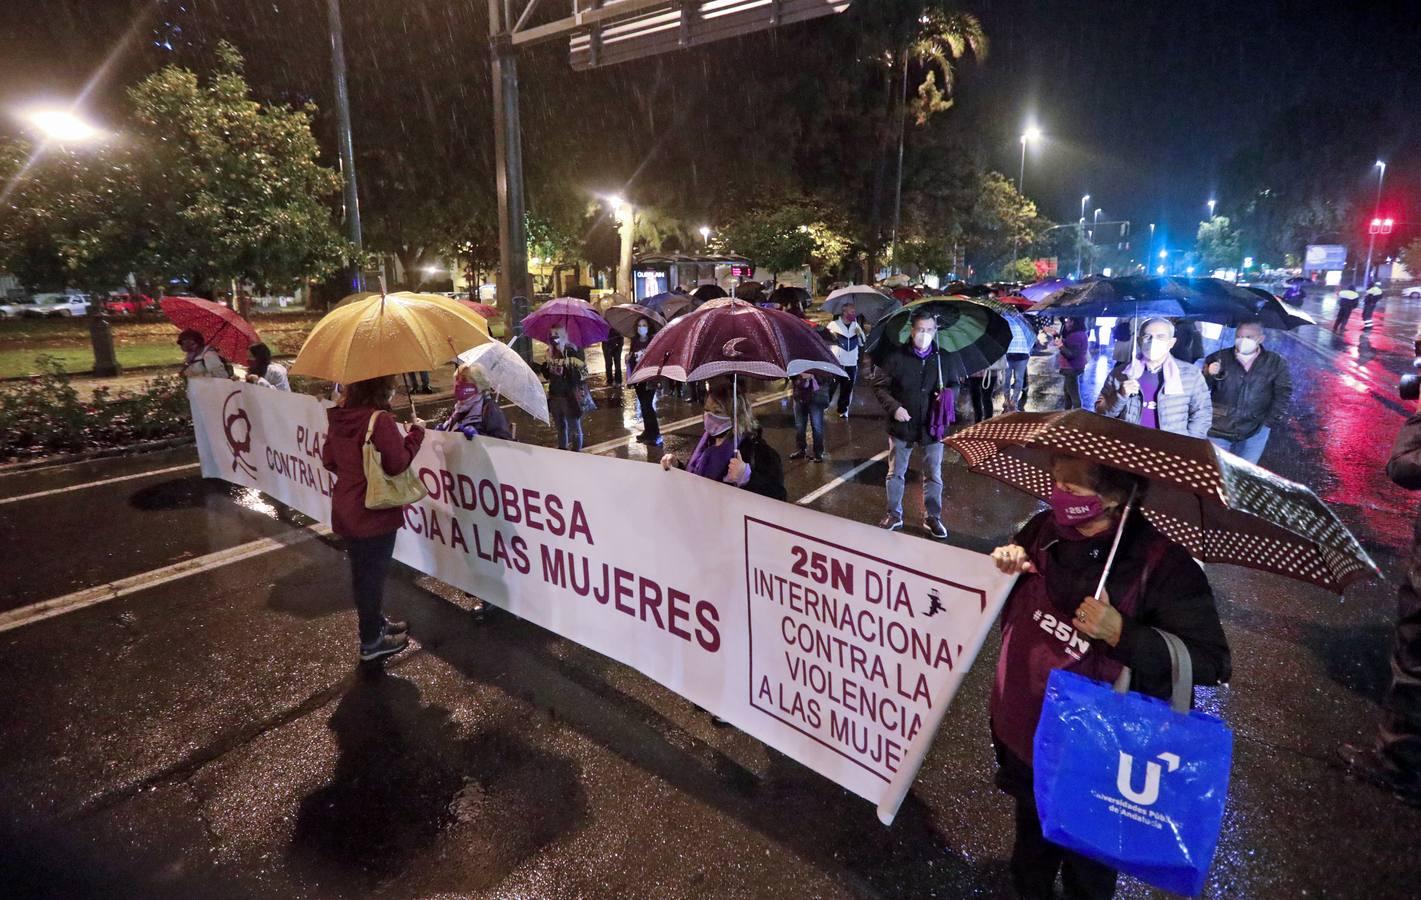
456, 340, 550, 424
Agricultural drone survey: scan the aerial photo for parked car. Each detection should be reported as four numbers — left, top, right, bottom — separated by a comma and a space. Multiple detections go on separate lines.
24, 293, 90, 317
1402, 285, 1421, 300
0, 297, 37, 318
103, 293, 157, 316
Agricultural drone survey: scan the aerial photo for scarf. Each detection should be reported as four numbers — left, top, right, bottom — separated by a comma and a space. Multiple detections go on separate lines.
1123, 353, 1184, 395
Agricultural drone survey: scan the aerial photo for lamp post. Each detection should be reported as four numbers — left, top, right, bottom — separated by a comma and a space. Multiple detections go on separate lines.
1090, 208, 1102, 275
699, 226, 711, 248
22, 107, 120, 377
326, 0, 365, 293
607, 195, 635, 298
1011, 126, 1042, 271
1207, 198, 1216, 220
1362, 160, 1386, 287
1148, 223, 1156, 264
1077, 194, 1089, 278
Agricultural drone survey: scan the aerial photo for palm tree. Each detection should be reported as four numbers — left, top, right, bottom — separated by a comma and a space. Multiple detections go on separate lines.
887, 9, 987, 274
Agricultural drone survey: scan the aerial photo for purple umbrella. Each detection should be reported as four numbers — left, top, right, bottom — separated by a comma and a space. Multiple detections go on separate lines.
1019, 277, 1076, 304
627, 298, 846, 385
521, 296, 609, 347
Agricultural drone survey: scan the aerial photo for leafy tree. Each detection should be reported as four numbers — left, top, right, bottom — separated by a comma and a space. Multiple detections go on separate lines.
1195, 216, 1242, 271
1398, 238, 1421, 278
0, 44, 350, 296
720, 206, 818, 278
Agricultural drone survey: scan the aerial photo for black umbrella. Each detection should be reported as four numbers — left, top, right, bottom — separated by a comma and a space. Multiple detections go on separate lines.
1238, 286, 1317, 330
691, 284, 728, 303
1028, 276, 1258, 322
768, 285, 810, 308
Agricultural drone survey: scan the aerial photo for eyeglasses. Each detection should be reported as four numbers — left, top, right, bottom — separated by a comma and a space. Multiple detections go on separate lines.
1139, 333, 1171, 343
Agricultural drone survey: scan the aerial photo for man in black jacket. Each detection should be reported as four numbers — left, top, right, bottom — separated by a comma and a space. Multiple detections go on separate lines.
1341, 408, 1421, 807
1202, 318, 1292, 465
866, 310, 953, 538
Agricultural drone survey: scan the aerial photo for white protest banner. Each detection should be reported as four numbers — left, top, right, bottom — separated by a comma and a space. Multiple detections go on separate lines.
188, 380, 1016, 822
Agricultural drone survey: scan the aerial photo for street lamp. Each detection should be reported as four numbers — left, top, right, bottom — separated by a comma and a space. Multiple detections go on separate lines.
1077, 195, 1089, 277
1089, 209, 1102, 275
1012, 126, 1042, 267
1186, 265, 1195, 275
1362, 160, 1386, 286
604, 195, 635, 296
23, 108, 104, 143
699, 225, 710, 247
1207, 198, 1216, 219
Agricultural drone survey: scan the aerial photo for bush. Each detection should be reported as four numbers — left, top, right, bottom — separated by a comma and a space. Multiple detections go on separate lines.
0, 356, 192, 460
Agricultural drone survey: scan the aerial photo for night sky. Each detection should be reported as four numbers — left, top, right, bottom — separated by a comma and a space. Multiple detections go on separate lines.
2, 0, 1418, 256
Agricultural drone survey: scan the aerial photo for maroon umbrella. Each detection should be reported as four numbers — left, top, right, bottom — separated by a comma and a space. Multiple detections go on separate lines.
160, 296, 260, 364
626, 298, 845, 385
603, 303, 667, 338
521, 296, 609, 347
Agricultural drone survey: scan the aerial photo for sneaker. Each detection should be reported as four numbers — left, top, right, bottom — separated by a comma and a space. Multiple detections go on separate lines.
1363, 321, 1374, 330
811, 454, 823, 463
923, 516, 950, 540
838, 410, 849, 419
647, 435, 663, 446
359, 632, 409, 662
383, 617, 408, 637
789, 449, 807, 460
635, 431, 648, 441
879, 514, 904, 531
1339, 743, 1421, 806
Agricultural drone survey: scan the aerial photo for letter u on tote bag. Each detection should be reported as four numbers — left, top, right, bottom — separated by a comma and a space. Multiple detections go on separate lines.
1032, 630, 1233, 896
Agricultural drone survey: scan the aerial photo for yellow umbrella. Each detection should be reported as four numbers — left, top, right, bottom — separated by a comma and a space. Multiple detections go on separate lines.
290, 291, 491, 383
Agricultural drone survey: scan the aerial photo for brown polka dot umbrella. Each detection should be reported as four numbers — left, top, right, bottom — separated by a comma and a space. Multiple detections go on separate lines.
948, 410, 1379, 593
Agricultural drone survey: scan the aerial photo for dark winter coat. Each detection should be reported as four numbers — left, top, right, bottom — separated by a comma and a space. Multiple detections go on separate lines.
321, 406, 424, 539
537, 347, 585, 398
791, 374, 834, 410
1202, 346, 1293, 442
866, 344, 954, 444
1056, 327, 1090, 374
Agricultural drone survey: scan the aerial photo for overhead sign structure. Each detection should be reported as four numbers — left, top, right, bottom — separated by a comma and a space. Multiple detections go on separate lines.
486, 0, 853, 341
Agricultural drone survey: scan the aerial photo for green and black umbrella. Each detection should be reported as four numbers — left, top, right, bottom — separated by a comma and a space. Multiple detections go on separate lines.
864, 297, 1013, 381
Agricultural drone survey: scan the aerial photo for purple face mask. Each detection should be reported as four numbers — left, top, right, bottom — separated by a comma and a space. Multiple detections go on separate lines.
1050, 486, 1105, 527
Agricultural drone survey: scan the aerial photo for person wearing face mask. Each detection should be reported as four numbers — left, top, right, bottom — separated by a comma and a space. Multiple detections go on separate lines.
989, 456, 1231, 900
320, 375, 426, 662
536, 326, 588, 451
865, 309, 955, 538
826, 303, 866, 417
626, 317, 662, 445
1201, 318, 1292, 465
1095, 317, 1212, 438
660, 379, 785, 500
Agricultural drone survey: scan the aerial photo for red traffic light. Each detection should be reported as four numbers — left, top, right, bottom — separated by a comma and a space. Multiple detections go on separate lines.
1383, 218, 1395, 234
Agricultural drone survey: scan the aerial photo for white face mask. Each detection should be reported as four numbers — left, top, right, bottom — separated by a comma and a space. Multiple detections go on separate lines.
1235, 337, 1260, 356
636, 325, 649, 337
912, 330, 935, 350
1142, 337, 1171, 362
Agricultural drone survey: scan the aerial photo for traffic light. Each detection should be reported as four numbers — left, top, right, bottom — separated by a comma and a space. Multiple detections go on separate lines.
1370, 217, 1396, 235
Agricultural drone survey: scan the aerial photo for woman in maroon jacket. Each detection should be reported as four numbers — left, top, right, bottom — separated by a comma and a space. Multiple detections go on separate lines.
321, 376, 425, 661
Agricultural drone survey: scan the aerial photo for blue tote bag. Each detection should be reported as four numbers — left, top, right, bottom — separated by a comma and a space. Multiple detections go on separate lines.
1033, 630, 1233, 896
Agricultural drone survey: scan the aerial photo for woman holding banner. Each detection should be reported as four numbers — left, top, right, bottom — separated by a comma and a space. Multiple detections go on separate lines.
987, 456, 1231, 899
321, 376, 425, 662
660, 378, 785, 501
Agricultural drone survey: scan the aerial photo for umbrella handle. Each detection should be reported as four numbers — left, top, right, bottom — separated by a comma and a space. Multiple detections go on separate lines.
1092, 483, 1138, 602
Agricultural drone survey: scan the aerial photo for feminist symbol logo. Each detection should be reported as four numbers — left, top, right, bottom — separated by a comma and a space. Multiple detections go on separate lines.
221, 390, 258, 480
721, 337, 747, 357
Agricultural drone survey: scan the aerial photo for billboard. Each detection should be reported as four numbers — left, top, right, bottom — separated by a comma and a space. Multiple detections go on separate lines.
1304, 244, 1347, 272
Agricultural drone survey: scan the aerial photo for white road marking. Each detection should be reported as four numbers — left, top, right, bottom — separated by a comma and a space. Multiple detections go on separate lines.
796, 449, 891, 506
0, 524, 331, 634
0, 463, 201, 506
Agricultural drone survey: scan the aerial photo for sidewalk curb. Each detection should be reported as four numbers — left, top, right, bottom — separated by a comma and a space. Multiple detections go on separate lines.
0, 435, 196, 474
0, 354, 298, 384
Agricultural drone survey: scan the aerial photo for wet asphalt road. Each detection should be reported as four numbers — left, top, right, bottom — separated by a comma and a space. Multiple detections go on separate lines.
3, 290, 1421, 899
